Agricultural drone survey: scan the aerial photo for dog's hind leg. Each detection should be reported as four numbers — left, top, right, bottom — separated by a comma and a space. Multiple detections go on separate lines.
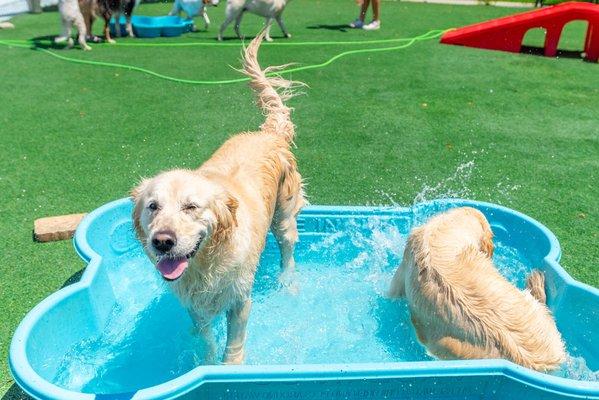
263, 16, 274, 41
275, 14, 290, 38
201, 7, 210, 30
223, 299, 252, 365
234, 10, 244, 39
218, 4, 242, 40
79, 0, 98, 41
271, 167, 305, 291
526, 269, 547, 304
102, 13, 116, 43
55, 17, 71, 44
73, 12, 92, 50
123, 0, 135, 37
65, 20, 76, 48
168, 1, 180, 15
113, 11, 122, 37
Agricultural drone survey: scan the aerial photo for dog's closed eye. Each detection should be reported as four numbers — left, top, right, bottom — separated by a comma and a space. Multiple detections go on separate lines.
183, 203, 199, 212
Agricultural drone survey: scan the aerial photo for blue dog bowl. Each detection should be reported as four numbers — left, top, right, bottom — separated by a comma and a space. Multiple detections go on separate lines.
9, 199, 599, 399
109, 15, 194, 38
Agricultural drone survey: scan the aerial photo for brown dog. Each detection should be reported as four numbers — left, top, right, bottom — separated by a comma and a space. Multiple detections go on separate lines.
78, 0, 136, 43
389, 207, 566, 371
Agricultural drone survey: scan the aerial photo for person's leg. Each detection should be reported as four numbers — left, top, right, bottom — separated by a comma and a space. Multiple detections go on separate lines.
371, 0, 380, 21
359, 0, 370, 22
362, 0, 380, 30
350, 0, 369, 28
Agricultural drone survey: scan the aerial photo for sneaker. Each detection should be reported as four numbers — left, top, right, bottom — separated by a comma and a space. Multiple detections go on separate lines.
363, 20, 380, 30
349, 19, 364, 29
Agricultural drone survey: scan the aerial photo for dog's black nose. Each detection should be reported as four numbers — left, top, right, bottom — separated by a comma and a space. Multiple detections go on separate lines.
152, 231, 176, 252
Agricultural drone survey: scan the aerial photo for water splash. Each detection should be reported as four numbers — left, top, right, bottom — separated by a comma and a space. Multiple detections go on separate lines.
372, 150, 521, 207
412, 160, 476, 204
553, 356, 599, 382
51, 215, 596, 394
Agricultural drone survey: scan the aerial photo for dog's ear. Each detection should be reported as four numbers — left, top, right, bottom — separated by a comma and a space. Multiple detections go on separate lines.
212, 192, 239, 241
480, 228, 494, 258
130, 178, 150, 241
470, 209, 494, 257
131, 178, 150, 203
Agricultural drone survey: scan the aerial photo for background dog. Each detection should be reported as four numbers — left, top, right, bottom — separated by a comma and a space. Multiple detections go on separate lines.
55, 0, 91, 50
218, 0, 292, 42
169, 0, 219, 31
74, 0, 137, 43
131, 31, 305, 364
389, 207, 566, 372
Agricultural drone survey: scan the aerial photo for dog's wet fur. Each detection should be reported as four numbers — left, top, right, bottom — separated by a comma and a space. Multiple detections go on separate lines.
132, 32, 305, 365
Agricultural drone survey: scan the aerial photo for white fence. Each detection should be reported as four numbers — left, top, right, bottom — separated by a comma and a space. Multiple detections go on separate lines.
0, 0, 58, 17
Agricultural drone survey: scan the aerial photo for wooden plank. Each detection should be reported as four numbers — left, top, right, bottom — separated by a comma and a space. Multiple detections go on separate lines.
33, 213, 87, 242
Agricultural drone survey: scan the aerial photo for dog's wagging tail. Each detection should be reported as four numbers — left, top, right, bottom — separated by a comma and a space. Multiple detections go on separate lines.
242, 31, 303, 144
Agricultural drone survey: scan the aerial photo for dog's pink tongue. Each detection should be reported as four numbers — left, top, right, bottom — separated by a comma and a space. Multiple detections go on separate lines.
156, 257, 188, 281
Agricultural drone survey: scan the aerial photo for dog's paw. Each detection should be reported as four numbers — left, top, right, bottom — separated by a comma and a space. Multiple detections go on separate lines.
82, 44, 92, 51
222, 348, 245, 365
107, 38, 116, 44
217, 34, 223, 41
54, 36, 67, 44
278, 270, 299, 295
265, 36, 273, 42
285, 33, 291, 38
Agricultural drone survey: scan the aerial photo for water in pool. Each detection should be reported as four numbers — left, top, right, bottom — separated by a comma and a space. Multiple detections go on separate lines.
52, 218, 598, 394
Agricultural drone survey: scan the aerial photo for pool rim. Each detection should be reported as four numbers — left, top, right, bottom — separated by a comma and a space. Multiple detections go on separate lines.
9, 197, 599, 400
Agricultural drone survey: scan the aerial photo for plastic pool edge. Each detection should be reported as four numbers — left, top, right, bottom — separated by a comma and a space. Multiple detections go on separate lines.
9, 198, 599, 400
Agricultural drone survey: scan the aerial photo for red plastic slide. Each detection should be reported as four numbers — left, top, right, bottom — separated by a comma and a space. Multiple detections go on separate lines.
440, 2, 599, 62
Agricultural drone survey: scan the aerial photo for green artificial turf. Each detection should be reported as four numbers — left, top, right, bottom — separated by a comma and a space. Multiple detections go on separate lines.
0, 1, 597, 397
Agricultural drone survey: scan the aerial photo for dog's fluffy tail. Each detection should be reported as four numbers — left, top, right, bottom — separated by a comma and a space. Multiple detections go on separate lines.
526, 269, 547, 305
242, 31, 302, 144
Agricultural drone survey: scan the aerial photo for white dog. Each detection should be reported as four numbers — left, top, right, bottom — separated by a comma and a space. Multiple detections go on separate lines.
218, 0, 292, 42
55, 0, 91, 50
169, 0, 219, 31
131, 32, 305, 364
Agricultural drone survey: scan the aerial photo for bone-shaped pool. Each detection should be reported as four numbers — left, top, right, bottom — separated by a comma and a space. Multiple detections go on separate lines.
9, 198, 599, 399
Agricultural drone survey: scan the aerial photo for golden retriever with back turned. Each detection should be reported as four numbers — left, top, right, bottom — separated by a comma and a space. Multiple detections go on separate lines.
389, 207, 566, 371
131, 32, 305, 365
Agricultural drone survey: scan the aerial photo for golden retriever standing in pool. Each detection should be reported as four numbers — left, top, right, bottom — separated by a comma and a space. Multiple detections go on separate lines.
131, 31, 305, 365
388, 207, 566, 371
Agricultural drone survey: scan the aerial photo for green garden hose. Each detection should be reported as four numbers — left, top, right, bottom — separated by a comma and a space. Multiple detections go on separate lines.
0, 29, 448, 85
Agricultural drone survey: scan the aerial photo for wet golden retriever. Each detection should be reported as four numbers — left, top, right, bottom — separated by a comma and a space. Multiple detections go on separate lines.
131, 32, 305, 365
389, 207, 566, 371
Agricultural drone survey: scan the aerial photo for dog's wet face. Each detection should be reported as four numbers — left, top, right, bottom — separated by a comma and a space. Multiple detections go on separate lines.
131, 169, 237, 281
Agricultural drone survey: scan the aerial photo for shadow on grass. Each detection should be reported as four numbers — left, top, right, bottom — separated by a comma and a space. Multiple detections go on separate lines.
520, 46, 587, 60
28, 35, 65, 50
217, 34, 291, 41
61, 268, 86, 288
306, 24, 351, 32
1, 383, 32, 400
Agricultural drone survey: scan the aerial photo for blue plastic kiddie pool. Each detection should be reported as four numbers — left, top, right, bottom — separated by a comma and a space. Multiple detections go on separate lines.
109, 15, 194, 38
9, 198, 599, 399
